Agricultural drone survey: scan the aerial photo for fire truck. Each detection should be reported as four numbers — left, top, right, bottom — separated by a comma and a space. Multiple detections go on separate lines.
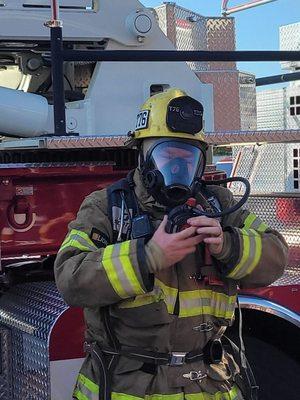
0, 1, 299, 399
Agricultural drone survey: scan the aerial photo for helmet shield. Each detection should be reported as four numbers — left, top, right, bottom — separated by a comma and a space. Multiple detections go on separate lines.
143, 139, 205, 206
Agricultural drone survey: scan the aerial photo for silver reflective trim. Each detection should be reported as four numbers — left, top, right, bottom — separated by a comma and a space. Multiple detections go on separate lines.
238, 295, 300, 327
249, 216, 264, 230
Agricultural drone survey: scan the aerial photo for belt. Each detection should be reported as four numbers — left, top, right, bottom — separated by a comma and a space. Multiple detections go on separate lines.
86, 340, 223, 366
104, 347, 204, 366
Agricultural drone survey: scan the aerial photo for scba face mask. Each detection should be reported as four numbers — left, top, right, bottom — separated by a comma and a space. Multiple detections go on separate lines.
142, 139, 206, 207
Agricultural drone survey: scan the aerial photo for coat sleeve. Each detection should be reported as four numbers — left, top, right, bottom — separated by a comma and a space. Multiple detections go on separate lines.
209, 186, 289, 288
54, 190, 153, 308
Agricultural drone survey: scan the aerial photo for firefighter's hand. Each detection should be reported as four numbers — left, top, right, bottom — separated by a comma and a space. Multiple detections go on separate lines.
187, 215, 224, 255
147, 216, 204, 270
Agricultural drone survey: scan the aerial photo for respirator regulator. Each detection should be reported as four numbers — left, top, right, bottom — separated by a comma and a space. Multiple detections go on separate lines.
165, 176, 251, 234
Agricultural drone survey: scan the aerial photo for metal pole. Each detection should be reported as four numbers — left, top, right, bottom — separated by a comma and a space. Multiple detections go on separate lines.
62, 50, 300, 63
51, 0, 60, 21
45, 0, 66, 136
222, 0, 277, 16
256, 71, 300, 86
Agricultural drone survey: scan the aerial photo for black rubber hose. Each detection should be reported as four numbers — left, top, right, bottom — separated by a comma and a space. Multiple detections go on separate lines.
195, 176, 251, 218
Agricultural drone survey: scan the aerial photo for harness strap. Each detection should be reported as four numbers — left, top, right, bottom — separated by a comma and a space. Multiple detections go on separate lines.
107, 170, 138, 242
86, 340, 224, 367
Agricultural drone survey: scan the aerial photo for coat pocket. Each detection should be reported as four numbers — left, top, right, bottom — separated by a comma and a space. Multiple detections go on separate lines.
111, 299, 173, 328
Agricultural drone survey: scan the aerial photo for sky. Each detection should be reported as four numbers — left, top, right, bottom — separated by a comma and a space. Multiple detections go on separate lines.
142, 0, 300, 90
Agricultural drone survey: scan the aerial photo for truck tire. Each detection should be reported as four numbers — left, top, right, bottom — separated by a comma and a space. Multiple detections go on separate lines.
242, 335, 300, 400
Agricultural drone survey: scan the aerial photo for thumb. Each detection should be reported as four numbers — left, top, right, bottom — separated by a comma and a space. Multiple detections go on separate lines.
158, 215, 168, 231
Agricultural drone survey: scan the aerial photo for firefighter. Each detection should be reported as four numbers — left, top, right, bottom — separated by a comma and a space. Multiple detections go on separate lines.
54, 88, 288, 400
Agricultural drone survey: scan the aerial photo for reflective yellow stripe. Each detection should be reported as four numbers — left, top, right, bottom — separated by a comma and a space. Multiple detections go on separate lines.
73, 374, 99, 400
73, 389, 89, 400
102, 244, 127, 298
227, 228, 262, 279
78, 374, 99, 394
179, 290, 236, 319
256, 222, 268, 232
102, 241, 144, 299
246, 229, 262, 275
228, 229, 250, 279
180, 305, 235, 319
112, 393, 183, 400
118, 286, 164, 308
59, 229, 98, 253
60, 239, 92, 253
112, 393, 143, 400
243, 213, 256, 229
118, 279, 177, 310
156, 278, 178, 313
120, 241, 144, 296
244, 213, 268, 233
147, 394, 184, 400
110, 387, 239, 400
186, 385, 239, 399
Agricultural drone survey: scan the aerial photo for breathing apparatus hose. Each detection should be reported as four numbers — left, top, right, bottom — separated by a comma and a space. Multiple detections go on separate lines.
195, 176, 250, 218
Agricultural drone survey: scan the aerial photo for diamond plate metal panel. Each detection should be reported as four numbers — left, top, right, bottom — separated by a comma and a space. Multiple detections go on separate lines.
0, 282, 68, 399
198, 71, 241, 131
1, 131, 299, 152
287, 144, 300, 191
206, 130, 300, 145
206, 17, 236, 71
173, 6, 208, 71
156, 4, 236, 72
155, 4, 257, 132
0, 328, 12, 400
257, 86, 300, 131
280, 22, 300, 71
230, 145, 259, 194
285, 86, 300, 130
239, 72, 257, 130
231, 143, 300, 194
154, 5, 167, 36
256, 89, 286, 130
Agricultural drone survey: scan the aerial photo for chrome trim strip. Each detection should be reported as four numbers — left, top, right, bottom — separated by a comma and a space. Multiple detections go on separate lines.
238, 295, 300, 327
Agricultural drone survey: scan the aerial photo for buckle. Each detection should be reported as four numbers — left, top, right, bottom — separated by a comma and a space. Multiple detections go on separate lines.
169, 352, 187, 366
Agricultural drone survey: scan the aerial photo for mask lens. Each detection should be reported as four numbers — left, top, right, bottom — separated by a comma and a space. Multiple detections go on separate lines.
147, 141, 204, 187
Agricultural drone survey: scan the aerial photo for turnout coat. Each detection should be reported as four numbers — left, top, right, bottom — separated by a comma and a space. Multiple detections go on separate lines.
54, 170, 288, 400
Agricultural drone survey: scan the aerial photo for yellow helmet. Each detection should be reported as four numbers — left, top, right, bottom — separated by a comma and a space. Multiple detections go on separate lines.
131, 88, 205, 143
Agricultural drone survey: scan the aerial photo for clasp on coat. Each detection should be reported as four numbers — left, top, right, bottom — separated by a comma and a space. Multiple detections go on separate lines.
183, 370, 207, 381
192, 322, 213, 332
